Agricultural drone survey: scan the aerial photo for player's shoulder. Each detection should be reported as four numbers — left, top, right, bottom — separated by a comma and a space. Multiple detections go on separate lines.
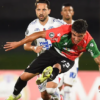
49, 17, 64, 25
28, 19, 38, 26
83, 31, 93, 45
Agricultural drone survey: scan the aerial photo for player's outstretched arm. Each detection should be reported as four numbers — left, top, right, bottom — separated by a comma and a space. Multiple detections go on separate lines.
94, 55, 100, 70
4, 31, 46, 51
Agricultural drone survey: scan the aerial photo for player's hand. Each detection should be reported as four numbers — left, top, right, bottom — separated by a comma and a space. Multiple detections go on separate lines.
34, 45, 44, 53
4, 41, 20, 51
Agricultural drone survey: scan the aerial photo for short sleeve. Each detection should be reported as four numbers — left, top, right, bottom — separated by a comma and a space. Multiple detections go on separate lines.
45, 24, 72, 43
25, 20, 37, 36
86, 39, 100, 58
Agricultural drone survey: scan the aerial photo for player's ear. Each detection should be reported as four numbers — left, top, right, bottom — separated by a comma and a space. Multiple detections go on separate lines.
72, 11, 74, 16
61, 11, 63, 16
48, 9, 51, 14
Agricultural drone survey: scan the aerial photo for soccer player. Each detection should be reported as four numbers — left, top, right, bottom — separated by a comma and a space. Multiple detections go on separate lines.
5, 0, 63, 100
24, 0, 64, 100
58, 3, 79, 100
4, 19, 100, 100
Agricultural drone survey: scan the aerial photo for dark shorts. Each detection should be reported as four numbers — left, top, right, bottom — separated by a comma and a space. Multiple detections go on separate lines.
25, 47, 74, 74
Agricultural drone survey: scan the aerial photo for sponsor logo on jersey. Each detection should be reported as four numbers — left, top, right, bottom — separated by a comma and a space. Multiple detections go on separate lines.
34, 28, 40, 32
49, 32, 55, 38
51, 38, 58, 42
39, 39, 52, 50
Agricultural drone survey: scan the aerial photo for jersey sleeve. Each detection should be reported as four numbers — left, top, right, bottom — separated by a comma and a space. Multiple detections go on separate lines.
25, 21, 36, 36
45, 24, 72, 43
86, 39, 100, 58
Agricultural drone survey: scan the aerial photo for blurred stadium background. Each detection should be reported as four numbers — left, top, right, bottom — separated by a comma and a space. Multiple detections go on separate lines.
0, 0, 100, 100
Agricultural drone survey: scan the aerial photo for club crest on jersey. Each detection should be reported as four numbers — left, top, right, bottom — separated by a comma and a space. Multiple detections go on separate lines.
49, 32, 55, 38
77, 46, 85, 50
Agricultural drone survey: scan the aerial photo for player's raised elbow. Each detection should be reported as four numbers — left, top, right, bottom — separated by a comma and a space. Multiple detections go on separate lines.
23, 44, 28, 50
23, 42, 32, 51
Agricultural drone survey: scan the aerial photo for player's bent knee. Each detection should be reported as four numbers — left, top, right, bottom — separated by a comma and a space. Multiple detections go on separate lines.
53, 63, 61, 73
46, 81, 58, 88
64, 86, 72, 93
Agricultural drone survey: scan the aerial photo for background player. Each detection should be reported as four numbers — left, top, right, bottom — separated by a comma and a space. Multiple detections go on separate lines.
58, 3, 79, 100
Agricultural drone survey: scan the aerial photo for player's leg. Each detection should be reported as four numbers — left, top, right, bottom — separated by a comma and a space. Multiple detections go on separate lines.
36, 63, 61, 85
63, 67, 78, 100
37, 64, 61, 100
36, 55, 74, 85
57, 73, 64, 100
59, 85, 64, 100
38, 79, 59, 100
46, 77, 60, 100
6, 72, 38, 100
6, 50, 56, 100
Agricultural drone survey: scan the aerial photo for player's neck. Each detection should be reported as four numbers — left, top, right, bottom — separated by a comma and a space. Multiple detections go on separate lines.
63, 18, 73, 24
39, 16, 49, 26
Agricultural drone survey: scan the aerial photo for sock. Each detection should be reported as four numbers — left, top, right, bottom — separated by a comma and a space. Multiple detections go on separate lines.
47, 68, 59, 82
59, 89, 64, 100
13, 77, 27, 96
46, 88, 60, 100
38, 80, 47, 92
63, 86, 71, 100
59, 89, 64, 96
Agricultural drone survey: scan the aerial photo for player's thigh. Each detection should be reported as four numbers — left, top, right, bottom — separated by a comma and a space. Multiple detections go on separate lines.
56, 56, 74, 73
63, 66, 78, 86
25, 50, 56, 74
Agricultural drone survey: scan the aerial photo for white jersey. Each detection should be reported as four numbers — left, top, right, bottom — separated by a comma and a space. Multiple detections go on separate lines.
25, 16, 64, 55
60, 19, 74, 24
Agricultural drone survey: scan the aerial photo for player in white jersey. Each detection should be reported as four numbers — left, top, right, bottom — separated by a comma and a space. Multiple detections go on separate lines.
5, 0, 64, 100
24, 0, 64, 100
25, 16, 63, 55
56, 3, 79, 100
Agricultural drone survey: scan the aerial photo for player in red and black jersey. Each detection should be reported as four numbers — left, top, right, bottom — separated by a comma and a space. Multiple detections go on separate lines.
4, 19, 100, 100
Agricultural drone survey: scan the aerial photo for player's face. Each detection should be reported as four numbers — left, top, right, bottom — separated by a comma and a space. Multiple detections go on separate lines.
35, 3, 51, 22
71, 30, 86, 44
61, 6, 74, 20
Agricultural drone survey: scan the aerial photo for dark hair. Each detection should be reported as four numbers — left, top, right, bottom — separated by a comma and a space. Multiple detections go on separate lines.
61, 3, 74, 10
72, 19, 88, 33
35, 0, 50, 9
